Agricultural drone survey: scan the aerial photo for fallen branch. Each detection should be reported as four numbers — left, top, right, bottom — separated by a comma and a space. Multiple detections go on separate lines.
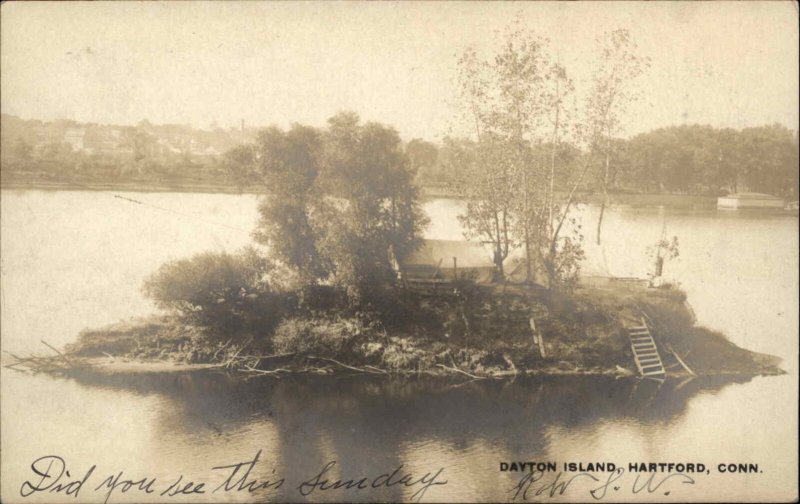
213, 339, 232, 360
238, 352, 296, 361
435, 363, 488, 380
308, 356, 383, 375
242, 364, 283, 378
665, 343, 696, 376
363, 364, 389, 375
41, 340, 73, 367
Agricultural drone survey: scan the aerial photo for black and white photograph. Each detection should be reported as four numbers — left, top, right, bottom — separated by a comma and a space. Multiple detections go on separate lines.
1, 1, 798, 502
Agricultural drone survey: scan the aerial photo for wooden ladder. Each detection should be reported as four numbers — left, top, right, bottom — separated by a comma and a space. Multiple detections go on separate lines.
627, 318, 666, 378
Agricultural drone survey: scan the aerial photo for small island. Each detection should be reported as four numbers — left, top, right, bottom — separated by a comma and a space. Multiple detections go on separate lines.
10, 112, 782, 381
56, 277, 781, 380
5, 26, 788, 383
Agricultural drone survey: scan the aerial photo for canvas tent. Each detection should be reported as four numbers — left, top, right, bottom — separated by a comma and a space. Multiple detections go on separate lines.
394, 239, 496, 284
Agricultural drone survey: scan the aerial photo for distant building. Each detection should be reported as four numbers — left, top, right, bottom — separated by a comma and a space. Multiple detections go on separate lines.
63, 128, 86, 151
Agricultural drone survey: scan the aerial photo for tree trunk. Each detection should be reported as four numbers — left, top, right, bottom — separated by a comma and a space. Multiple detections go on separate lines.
549, 104, 561, 235
522, 168, 532, 283
655, 255, 664, 277
494, 244, 505, 281
524, 232, 532, 284
493, 211, 505, 281
596, 139, 610, 245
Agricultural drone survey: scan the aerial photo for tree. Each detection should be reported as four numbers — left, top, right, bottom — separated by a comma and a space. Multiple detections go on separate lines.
586, 28, 649, 244
406, 138, 439, 183
221, 143, 257, 187
251, 124, 328, 287
314, 112, 428, 303
453, 23, 586, 289
142, 247, 285, 338
236, 113, 427, 306
447, 136, 517, 279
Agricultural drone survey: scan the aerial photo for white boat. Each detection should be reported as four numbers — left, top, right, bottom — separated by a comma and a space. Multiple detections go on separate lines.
717, 192, 785, 209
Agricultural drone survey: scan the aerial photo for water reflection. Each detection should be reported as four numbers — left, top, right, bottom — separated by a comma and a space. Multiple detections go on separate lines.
47, 370, 753, 502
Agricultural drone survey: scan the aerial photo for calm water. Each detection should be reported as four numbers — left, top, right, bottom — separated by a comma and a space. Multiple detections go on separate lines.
1, 190, 798, 502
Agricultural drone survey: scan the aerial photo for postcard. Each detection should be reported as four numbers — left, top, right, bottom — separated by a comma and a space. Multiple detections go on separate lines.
1, 1, 797, 502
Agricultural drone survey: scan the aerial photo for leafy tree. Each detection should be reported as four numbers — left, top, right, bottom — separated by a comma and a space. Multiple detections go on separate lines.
251, 125, 328, 287
142, 247, 286, 337
447, 136, 517, 279
406, 138, 439, 183
314, 112, 428, 303
613, 124, 798, 197
585, 28, 649, 244
221, 143, 257, 187
453, 23, 587, 289
233, 113, 427, 306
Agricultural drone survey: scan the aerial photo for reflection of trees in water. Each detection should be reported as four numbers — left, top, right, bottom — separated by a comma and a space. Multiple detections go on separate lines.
63, 371, 752, 501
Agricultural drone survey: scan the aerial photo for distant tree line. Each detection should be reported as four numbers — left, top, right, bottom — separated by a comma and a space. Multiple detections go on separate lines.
413, 123, 799, 198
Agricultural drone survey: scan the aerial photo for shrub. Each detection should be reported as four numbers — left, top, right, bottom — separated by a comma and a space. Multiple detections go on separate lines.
272, 317, 371, 357
142, 247, 289, 339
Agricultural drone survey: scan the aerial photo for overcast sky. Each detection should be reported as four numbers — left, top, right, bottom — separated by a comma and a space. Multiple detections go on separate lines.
2, 1, 797, 141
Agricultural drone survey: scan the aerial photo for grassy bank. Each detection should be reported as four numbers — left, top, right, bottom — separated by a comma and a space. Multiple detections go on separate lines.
62, 283, 782, 379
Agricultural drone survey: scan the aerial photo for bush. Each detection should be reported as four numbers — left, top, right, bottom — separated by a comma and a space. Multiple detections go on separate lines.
142, 247, 290, 339
272, 317, 371, 357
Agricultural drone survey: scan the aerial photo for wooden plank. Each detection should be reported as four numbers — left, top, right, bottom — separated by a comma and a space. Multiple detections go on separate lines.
638, 353, 660, 360
639, 359, 662, 366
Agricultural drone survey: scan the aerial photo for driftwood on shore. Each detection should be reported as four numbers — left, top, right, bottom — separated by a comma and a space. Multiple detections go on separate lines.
3, 340, 87, 373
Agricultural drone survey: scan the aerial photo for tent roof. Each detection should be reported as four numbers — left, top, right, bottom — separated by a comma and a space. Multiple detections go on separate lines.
402, 239, 494, 269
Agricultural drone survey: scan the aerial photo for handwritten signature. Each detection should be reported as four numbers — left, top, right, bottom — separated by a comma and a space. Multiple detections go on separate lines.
510, 468, 696, 500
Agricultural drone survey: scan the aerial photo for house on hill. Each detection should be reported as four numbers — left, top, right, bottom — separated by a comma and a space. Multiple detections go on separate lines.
392, 239, 496, 284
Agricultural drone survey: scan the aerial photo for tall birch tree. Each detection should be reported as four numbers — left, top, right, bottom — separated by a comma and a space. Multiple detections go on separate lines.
586, 29, 649, 245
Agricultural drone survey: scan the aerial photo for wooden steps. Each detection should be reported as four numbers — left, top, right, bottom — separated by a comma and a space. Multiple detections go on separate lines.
627, 319, 666, 379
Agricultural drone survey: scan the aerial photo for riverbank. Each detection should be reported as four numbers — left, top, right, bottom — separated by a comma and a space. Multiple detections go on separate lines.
1, 176, 719, 209
423, 185, 722, 209
0, 176, 259, 194
13, 282, 781, 380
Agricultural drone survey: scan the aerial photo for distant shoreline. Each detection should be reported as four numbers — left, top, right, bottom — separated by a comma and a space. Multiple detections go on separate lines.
1, 178, 720, 207
0, 178, 261, 195
5, 178, 798, 213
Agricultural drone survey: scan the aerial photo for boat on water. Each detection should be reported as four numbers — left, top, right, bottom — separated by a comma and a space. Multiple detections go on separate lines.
717, 192, 786, 210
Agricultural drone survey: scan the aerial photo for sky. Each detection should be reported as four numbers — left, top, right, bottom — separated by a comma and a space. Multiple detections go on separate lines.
1, 1, 798, 141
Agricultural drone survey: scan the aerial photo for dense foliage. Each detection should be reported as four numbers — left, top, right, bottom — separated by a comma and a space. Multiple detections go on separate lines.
236, 112, 428, 306
416, 124, 800, 199
142, 248, 289, 337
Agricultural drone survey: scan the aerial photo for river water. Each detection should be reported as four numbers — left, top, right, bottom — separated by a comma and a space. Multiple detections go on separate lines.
1, 190, 797, 502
